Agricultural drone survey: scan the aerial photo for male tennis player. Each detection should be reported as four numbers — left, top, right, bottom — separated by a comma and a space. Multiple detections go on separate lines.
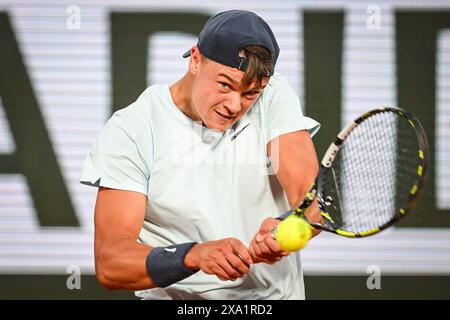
80, 10, 321, 299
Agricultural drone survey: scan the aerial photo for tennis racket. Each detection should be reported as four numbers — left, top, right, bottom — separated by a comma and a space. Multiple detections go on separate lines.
278, 107, 429, 238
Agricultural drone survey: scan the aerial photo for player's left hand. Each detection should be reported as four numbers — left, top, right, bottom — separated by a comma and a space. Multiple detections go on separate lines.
248, 217, 290, 264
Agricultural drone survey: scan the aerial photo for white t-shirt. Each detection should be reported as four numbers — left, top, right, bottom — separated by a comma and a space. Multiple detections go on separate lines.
80, 72, 320, 300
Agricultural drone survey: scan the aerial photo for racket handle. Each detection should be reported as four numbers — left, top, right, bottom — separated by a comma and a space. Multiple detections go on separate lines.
275, 210, 293, 221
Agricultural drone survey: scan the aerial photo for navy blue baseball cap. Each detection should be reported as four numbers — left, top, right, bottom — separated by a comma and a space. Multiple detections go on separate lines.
182, 10, 280, 75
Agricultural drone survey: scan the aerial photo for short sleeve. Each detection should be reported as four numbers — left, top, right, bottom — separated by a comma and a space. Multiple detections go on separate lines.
80, 104, 153, 195
261, 73, 320, 144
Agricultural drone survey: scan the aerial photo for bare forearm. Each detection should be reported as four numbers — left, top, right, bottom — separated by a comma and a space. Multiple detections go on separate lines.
269, 131, 318, 209
269, 131, 321, 237
95, 239, 154, 290
284, 166, 317, 209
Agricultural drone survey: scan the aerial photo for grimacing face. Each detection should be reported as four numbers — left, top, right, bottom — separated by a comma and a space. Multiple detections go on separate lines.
190, 51, 269, 132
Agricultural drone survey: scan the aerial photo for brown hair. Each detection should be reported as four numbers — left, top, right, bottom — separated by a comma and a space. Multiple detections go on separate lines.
201, 45, 273, 90
240, 45, 273, 90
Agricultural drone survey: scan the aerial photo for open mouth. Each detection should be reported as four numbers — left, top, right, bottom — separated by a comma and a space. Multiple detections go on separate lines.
215, 110, 234, 120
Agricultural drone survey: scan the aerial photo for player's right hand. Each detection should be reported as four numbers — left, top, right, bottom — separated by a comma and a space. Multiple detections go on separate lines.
304, 198, 323, 238
184, 238, 254, 281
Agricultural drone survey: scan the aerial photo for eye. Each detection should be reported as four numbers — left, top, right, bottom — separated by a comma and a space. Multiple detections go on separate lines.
219, 82, 231, 89
245, 91, 260, 99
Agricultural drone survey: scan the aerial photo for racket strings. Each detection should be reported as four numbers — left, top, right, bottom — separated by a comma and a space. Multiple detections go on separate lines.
320, 111, 421, 233
395, 117, 423, 208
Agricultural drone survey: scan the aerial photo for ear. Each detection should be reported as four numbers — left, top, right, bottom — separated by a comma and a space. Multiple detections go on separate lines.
188, 46, 202, 75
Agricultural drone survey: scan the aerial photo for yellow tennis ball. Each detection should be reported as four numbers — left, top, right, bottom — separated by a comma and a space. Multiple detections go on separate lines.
275, 215, 313, 252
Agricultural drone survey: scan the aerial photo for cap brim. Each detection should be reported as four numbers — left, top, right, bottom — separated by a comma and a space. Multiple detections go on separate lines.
182, 49, 191, 58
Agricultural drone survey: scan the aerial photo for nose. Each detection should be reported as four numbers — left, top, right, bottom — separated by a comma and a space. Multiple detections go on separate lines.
223, 92, 242, 115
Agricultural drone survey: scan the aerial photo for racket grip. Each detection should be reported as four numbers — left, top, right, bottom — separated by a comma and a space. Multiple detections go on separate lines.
275, 210, 293, 221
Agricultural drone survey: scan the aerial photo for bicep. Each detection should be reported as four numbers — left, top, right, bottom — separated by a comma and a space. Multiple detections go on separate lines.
267, 130, 318, 208
94, 187, 147, 253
